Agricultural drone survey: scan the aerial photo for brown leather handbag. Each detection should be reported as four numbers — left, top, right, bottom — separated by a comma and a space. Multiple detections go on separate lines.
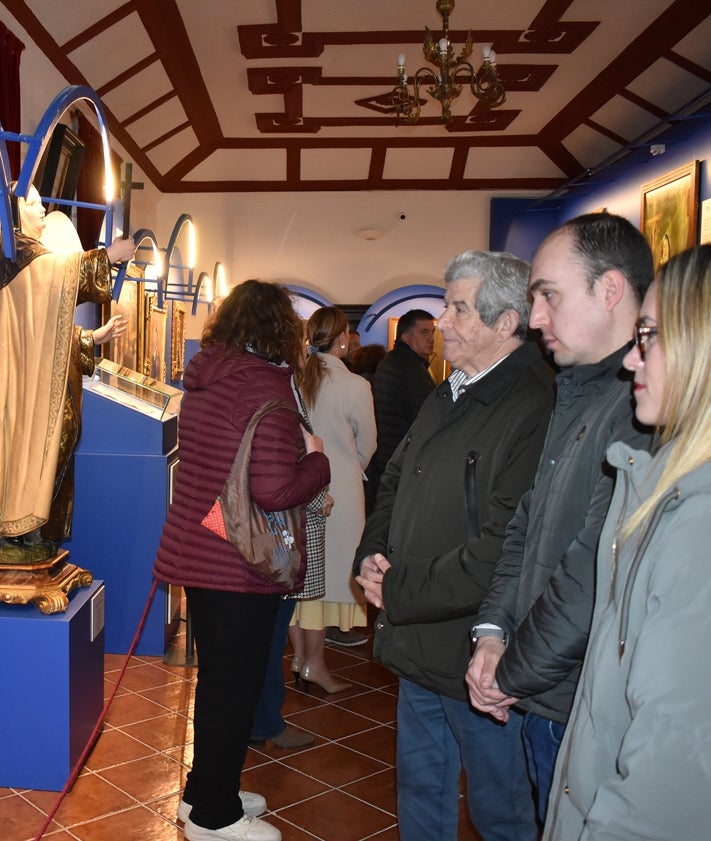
201, 401, 304, 588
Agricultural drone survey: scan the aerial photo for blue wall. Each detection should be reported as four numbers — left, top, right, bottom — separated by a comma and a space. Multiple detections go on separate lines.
490, 104, 711, 259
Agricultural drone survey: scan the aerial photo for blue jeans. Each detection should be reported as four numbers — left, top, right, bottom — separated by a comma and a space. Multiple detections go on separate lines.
521, 712, 565, 824
250, 599, 296, 741
397, 678, 538, 841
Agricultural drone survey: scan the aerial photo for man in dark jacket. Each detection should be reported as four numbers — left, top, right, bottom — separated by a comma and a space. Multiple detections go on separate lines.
354, 251, 555, 841
466, 213, 654, 824
365, 309, 436, 514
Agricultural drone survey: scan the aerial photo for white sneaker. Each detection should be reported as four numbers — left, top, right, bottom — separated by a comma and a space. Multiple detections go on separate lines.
184, 814, 281, 841
177, 791, 267, 822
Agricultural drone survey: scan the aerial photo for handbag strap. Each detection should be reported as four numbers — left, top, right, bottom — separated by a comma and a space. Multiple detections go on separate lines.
224, 400, 300, 492
293, 385, 313, 433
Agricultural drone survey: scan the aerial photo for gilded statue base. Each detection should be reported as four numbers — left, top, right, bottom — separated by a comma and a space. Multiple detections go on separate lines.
0, 550, 93, 614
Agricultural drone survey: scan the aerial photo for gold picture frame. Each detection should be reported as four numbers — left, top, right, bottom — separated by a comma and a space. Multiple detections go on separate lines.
171, 301, 186, 381
143, 294, 168, 382
641, 160, 699, 273
102, 280, 145, 373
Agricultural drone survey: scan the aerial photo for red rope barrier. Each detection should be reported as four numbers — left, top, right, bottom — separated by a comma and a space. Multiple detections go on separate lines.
32, 577, 159, 841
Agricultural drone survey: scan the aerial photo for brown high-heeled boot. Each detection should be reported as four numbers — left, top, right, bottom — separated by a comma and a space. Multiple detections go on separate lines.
299, 663, 352, 694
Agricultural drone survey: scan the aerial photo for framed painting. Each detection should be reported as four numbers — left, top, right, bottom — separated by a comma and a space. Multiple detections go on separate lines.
170, 301, 186, 381
641, 160, 699, 273
33, 124, 86, 216
101, 280, 145, 373
143, 294, 168, 382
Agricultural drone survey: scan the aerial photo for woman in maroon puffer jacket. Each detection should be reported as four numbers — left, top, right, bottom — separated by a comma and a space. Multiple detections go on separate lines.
154, 280, 330, 841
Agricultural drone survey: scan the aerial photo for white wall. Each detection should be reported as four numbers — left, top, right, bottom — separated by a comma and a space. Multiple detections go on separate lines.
156, 189, 509, 338
2, 4, 540, 339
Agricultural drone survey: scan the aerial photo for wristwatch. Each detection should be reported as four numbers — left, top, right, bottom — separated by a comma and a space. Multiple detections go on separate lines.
470, 625, 509, 647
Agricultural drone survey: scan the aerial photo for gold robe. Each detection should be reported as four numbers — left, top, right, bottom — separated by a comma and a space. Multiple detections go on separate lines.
0, 236, 112, 538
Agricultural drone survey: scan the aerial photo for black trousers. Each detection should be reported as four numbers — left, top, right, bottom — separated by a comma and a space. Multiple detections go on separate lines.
183, 586, 281, 829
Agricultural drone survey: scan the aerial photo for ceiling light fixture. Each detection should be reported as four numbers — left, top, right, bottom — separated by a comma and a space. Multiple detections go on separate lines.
391, 0, 506, 125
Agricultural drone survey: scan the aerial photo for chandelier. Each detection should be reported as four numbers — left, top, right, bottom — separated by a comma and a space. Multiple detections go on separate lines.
390, 0, 506, 125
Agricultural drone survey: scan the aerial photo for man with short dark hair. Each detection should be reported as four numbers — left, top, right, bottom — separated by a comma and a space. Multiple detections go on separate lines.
366, 309, 436, 513
466, 213, 655, 824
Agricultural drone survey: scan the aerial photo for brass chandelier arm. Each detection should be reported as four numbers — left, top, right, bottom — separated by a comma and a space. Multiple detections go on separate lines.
390, 0, 506, 125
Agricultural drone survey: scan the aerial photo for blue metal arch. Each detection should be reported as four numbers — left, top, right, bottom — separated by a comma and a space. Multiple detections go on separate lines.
2, 85, 119, 260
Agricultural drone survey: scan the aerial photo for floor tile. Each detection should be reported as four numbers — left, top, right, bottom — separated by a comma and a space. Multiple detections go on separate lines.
278, 742, 387, 788
288, 703, 380, 741
99, 753, 185, 802
276, 789, 395, 841
8, 602, 501, 841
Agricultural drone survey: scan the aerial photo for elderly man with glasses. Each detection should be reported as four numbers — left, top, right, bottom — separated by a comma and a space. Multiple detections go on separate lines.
354, 249, 555, 841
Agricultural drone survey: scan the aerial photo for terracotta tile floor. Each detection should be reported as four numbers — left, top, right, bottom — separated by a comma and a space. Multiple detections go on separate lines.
1, 614, 483, 841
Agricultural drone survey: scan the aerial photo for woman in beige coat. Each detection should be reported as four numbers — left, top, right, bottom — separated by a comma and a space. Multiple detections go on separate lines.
290, 306, 377, 692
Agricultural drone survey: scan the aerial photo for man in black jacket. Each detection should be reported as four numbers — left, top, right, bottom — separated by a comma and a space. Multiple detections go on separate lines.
466, 213, 654, 824
354, 252, 555, 841
365, 309, 436, 514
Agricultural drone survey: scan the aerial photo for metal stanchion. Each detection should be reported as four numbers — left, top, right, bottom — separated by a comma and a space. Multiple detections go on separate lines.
163, 596, 198, 666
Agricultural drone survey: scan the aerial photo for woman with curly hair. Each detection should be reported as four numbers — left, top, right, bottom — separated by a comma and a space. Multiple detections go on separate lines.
154, 280, 330, 841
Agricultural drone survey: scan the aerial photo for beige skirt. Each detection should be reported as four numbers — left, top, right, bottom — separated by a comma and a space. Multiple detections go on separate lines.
291, 599, 367, 631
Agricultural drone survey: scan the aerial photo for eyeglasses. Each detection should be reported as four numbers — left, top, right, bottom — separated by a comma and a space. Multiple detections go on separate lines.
634, 322, 658, 361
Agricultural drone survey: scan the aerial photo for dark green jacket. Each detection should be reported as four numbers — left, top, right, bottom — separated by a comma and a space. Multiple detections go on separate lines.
354, 340, 554, 700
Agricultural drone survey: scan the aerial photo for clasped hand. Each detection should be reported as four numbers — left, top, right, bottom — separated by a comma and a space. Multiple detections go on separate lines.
355, 553, 391, 610
465, 637, 519, 723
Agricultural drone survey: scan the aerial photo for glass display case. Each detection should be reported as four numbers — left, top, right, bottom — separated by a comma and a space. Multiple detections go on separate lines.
85, 359, 182, 420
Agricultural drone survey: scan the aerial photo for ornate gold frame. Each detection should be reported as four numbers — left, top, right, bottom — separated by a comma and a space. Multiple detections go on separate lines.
171, 301, 186, 381
641, 160, 699, 273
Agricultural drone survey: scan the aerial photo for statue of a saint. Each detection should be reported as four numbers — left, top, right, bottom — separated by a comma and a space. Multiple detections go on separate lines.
0, 183, 135, 563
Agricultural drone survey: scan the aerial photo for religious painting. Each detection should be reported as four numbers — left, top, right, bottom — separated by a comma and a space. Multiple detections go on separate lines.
170, 301, 186, 381
641, 161, 699, 273
102, 280, 144, 373
143, 294, 168, 382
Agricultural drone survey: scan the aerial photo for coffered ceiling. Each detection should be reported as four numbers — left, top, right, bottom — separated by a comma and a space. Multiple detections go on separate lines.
4, 0, 711, 193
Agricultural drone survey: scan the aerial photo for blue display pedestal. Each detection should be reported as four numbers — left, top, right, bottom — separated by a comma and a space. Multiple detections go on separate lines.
63, 368, 182, 655
0, 581, 105, 791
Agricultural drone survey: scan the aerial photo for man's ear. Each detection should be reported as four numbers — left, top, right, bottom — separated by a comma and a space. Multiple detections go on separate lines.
497, 309, 520, 341
599, 269, 626, 311
400, 331, 413, 349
